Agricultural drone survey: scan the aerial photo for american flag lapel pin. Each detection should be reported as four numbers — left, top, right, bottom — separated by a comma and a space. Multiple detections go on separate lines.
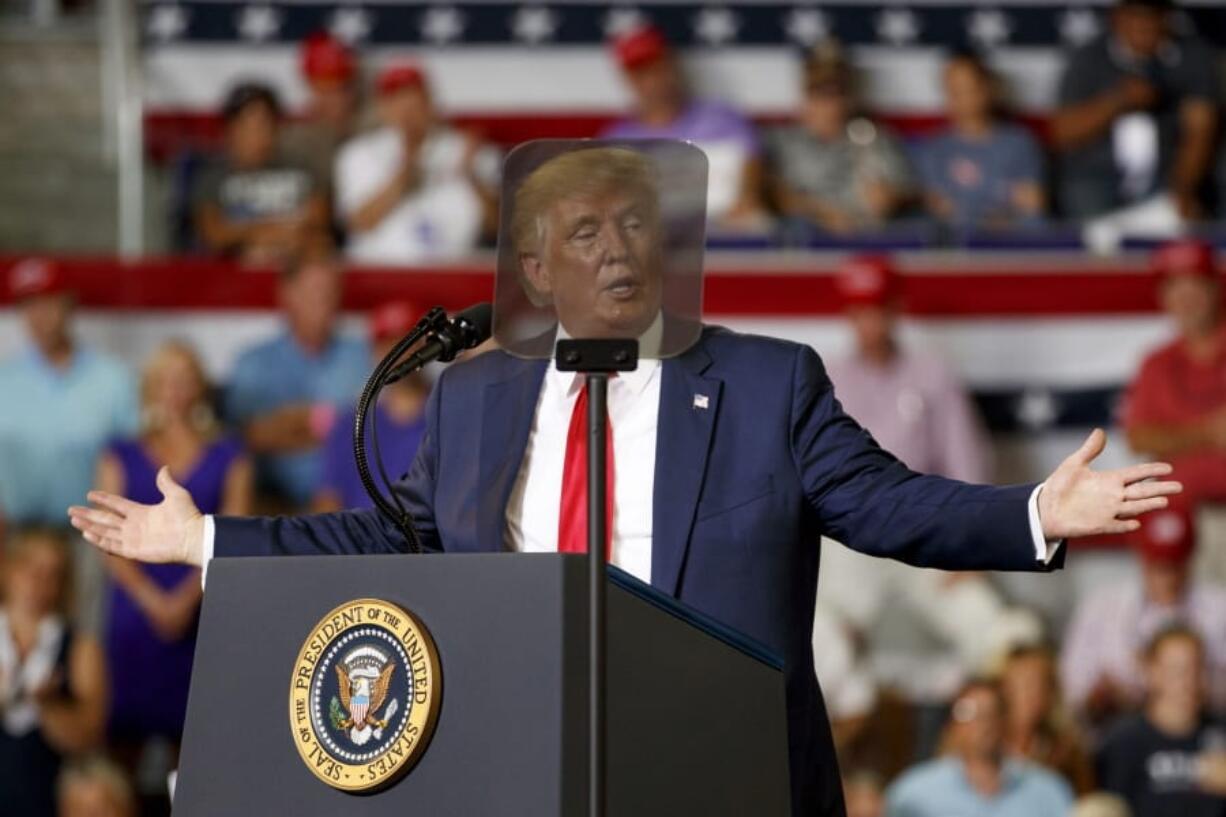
693, 393, 709, 410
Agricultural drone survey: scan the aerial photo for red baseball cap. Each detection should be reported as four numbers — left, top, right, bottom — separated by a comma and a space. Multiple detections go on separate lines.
376, 62, 427, 97
836, 255, 900, 307
611, 25, 669, 71
1152, 239, 1216, 282
370, 300, 423, 343
1134, 507, 1195, 564
300, 31, 356, 84
7, 257, 69, 302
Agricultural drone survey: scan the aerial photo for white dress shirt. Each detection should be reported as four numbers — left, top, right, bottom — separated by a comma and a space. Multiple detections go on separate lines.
199, 319, 1060, 585
503, 316, 664, 584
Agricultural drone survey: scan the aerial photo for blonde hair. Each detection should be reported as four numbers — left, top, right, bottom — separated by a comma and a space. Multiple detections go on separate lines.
1071, 794, 1132, 817
509, 146, 661, 258
140, 339, 216, 434
2, 526, 72, 616
57, 755, 137, 817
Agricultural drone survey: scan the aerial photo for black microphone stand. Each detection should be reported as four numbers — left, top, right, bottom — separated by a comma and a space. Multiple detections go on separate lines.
352, 306, 449, 553
554, 337, 638, 817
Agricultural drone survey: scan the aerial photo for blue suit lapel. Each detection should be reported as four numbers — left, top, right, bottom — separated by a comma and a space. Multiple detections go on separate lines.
652, 336, 721, 596
477, 355, 547, 553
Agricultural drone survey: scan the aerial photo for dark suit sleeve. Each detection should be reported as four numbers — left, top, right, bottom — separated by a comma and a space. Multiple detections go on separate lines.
213, 371, 444, 558
791, 344, 1062, 572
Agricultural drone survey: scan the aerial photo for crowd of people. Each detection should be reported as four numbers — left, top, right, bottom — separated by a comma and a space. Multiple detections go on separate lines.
182, 0, 1222, 264
0, 255, 431, 816
2, 0, 1226, 812
0, 232, 1224, 816
811, 243, 1226, 817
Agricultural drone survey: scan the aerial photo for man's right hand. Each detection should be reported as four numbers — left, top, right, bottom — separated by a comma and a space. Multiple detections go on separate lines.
68, 467, 205, 567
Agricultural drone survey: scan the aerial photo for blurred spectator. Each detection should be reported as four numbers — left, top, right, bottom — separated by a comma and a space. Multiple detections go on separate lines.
602, 25, 768, 232
335, 61, 500, 263
812, 603, 878, 737
844, 769, 887, 817
1061, 506, 1226, 724
0, 528, 107, 817
1001, 643, 1096, 794
95, 341, 251, 763
1072, 793, 1133, 817
916, 52, 1046, 230
826, 255, 990, 481
885, 680, 1074, 817
1096, 626, 1226, 816
0, 259, 137, 529
57, 755, 135, 817
1123, 240, 1226, 510
282, 32, 363, 194
765, 42, 914, 238
224, 255, 369, 509
818, 255, 1010, 690
1051, 0, 1219, 221
193, 82, 330, 265
818, 257, 1027, 754
313, 301, 429, 513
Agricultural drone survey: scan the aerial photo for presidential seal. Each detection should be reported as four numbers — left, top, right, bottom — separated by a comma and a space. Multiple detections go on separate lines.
289, 598, 441, 792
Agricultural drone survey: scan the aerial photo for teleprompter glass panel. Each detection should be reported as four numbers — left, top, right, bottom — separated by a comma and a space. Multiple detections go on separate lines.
492, 139, 708, 360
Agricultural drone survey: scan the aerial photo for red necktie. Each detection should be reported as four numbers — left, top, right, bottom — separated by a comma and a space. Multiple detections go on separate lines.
558, 380, 614, 558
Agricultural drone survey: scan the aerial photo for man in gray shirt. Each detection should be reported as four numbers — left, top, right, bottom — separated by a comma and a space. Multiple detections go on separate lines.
765, 42, 914, 238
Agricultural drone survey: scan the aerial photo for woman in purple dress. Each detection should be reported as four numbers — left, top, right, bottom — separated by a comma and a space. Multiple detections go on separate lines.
95, 341, 251, 761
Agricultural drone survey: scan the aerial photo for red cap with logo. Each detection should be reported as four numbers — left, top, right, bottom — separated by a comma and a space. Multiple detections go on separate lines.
1134, 506, 1196, 564
300, 32, 356, 84
376, 62, 427, 97
370, 300, 422, 343
835, 255, 900, 307
611, 25, 669, 71
1152, 239, 1216, 281
7, 258, 69, 302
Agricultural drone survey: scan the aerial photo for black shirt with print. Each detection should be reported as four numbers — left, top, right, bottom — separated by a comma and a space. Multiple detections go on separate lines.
1097, 714, 1226, 817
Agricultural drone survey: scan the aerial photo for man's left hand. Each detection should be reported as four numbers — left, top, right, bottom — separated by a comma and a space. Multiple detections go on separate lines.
1039, 428, 1182, 540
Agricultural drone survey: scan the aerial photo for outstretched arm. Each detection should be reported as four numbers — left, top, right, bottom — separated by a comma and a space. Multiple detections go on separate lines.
791, 346, 1179, 570
68, 374, 444, 567
69, 453, 437, 567
212, 378, 443, 559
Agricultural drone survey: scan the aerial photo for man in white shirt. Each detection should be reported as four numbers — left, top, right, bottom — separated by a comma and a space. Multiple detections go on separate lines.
335, 62, 500, 264
70, 144, 1181, 817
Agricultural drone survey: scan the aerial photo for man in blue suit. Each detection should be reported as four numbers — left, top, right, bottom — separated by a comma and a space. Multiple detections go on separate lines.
71, 146, 1180, 816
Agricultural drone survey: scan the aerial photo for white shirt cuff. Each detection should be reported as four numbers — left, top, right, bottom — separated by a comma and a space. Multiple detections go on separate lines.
1028, 483, 1064, 565
200, 514, 216, 589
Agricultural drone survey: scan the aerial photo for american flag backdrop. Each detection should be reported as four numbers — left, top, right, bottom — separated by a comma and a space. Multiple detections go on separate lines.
124, 1, 1216, 481
141, 0, 1226, 120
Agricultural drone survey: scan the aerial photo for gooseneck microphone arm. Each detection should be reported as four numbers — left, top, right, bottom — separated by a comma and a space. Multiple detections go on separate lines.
353, 303, 493, 553
383, 303, 494, 385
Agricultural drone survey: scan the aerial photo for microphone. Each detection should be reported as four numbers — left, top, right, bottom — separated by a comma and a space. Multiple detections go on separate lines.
383, 302, 493, 384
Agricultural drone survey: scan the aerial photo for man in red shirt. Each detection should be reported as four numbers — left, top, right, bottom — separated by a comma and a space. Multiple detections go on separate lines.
1124, 239, 1226, 509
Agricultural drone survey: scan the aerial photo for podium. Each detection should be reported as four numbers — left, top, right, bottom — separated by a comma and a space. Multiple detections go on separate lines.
172, 553, 791, 816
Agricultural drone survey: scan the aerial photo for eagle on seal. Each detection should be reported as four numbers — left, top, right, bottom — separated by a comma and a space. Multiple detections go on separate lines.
336, 661, 395, 731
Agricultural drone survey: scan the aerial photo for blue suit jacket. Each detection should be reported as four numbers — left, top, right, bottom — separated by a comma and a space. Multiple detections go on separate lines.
215, 326, 1064, 816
